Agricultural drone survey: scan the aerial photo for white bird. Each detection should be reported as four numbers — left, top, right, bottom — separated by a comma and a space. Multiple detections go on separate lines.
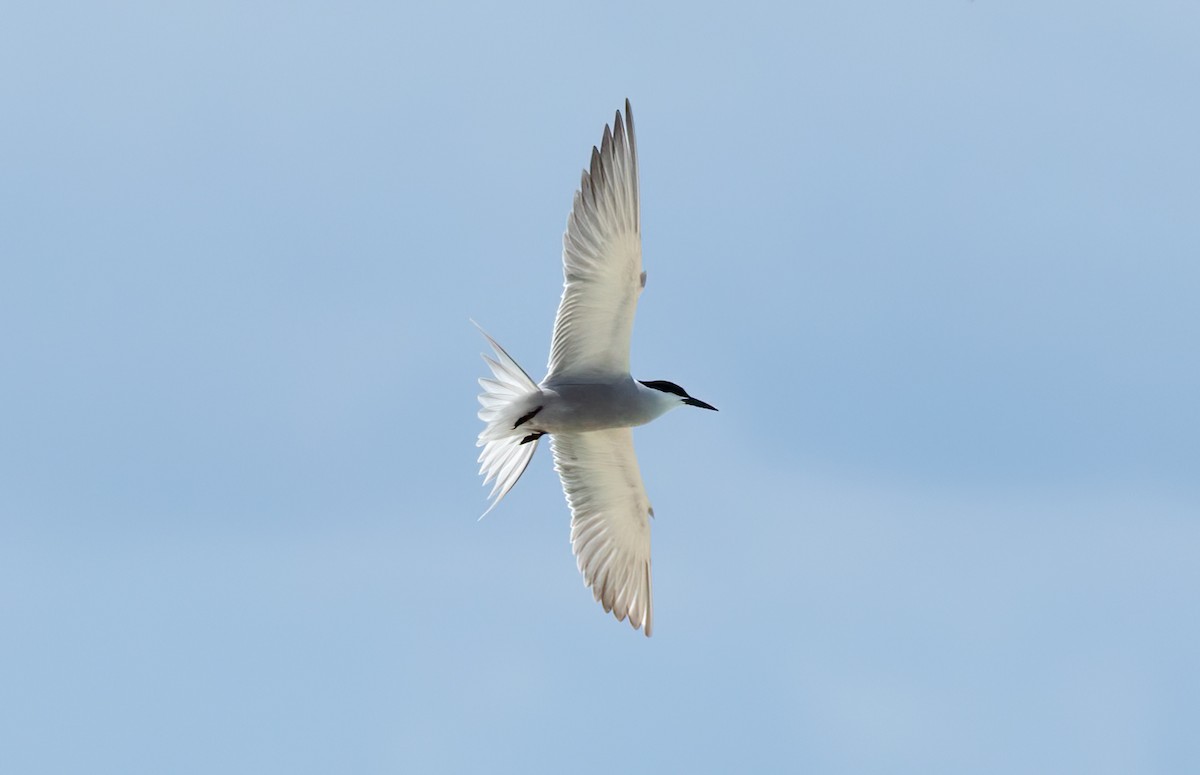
474, 100, 716, 637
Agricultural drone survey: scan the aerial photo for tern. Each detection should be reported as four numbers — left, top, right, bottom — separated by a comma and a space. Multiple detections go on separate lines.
474, 100, 716, 637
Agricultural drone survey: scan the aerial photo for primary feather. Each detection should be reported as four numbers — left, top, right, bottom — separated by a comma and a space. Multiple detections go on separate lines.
552, 429, 654, 636
547, 99, 643, 380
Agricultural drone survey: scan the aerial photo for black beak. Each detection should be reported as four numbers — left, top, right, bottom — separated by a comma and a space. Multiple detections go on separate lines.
683, 397, 718, 411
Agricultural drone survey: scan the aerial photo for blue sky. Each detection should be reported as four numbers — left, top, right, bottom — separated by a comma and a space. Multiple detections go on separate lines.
2, 2, 1198, 773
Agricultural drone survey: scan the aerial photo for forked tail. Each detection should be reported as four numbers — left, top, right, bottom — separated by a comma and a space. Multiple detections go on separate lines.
473, 322, 542, 518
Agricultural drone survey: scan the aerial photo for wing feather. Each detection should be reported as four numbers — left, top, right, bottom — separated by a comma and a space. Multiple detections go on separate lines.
551, 428, 654, 636
547, 100, 643, 380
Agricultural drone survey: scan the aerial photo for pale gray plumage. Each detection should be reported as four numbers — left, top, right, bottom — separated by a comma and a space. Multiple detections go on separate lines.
547, 101, 641, 380
474, 101, 715, 636
553, 429, 653, 635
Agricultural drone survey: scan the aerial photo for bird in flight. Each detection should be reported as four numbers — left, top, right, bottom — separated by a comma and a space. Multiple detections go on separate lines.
474, 100, 716, 636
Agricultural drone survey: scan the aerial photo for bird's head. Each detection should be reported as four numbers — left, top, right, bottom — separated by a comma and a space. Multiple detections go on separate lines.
638, 380, 718, 411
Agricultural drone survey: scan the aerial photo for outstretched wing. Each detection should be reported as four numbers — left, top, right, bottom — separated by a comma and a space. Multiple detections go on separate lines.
551, 428, 654, 636
546, 100, 643, 381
